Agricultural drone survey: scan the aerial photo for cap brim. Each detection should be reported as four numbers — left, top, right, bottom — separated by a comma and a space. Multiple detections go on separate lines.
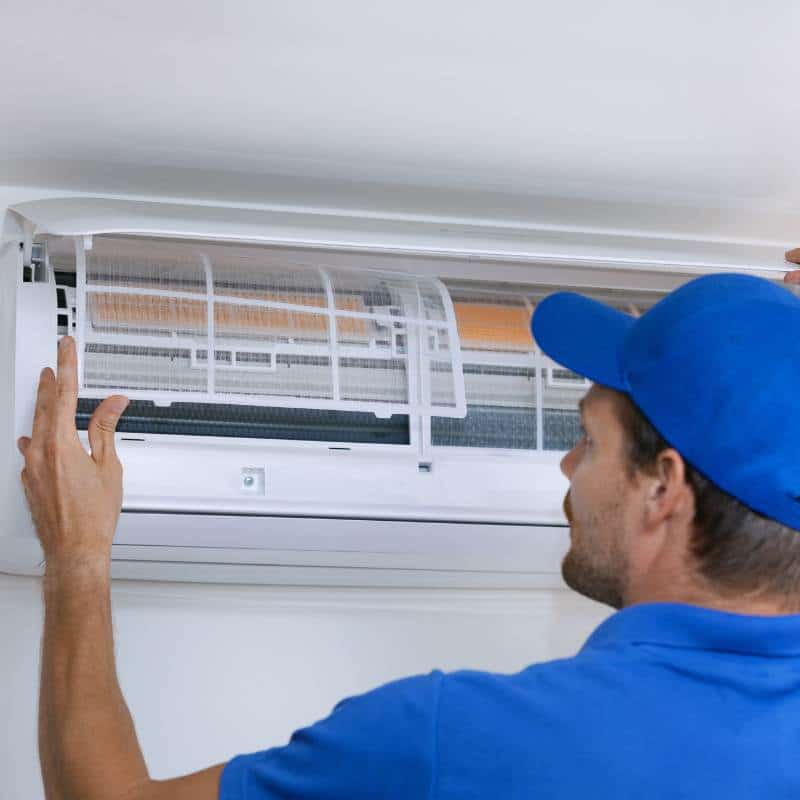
531, 292, 635, 392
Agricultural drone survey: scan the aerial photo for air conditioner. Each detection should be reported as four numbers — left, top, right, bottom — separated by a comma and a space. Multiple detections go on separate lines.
0, 197, 786, 587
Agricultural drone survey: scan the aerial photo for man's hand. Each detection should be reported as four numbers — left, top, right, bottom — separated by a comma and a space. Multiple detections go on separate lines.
785, 248, 800, 285
16, 336, 129, 571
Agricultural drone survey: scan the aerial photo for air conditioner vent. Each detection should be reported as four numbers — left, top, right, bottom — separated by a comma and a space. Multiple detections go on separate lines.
75, 398, 410, 444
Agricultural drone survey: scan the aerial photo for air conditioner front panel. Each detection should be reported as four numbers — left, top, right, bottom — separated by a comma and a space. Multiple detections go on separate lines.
104, 432, 567, 527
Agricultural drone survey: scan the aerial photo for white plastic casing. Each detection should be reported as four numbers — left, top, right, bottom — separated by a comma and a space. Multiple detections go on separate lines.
5, 196, 784, 587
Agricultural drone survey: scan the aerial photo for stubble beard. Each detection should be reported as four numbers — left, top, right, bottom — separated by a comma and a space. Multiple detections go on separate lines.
562, 493, 629, 609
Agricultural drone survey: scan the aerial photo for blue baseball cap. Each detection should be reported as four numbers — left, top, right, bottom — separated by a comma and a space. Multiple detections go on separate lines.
531, 273, 800, 530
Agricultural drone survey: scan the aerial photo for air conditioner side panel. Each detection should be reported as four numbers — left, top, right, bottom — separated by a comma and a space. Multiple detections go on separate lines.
0, 239, 57, 575
0, 242, 18, 537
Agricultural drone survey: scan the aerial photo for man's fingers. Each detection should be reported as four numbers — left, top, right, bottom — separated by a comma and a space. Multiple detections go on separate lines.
786, 248, 800, 266
55, 336, 79, 432
87, 395, 129, 465
784, 269, 800, 285
17, 436, 31, 456
31, 368, 56, 442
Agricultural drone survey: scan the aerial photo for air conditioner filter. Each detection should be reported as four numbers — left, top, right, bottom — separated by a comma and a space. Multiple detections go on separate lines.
74, 236, 467, 418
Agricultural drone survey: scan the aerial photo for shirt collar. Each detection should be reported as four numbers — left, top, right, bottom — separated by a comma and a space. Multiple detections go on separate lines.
581, 602, 800, 657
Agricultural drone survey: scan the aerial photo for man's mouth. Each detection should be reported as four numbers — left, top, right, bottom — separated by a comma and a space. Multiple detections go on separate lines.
563, 493, 573, 524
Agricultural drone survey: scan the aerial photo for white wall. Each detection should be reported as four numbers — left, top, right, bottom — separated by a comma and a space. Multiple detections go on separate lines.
0, 575, 608, 799
0, 183, 609, 799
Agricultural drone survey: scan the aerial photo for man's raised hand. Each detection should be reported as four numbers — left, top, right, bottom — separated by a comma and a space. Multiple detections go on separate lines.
16, 336, 129, 571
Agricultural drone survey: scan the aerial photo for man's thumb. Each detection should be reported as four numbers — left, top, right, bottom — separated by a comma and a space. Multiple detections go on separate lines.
88, 395, 129, 463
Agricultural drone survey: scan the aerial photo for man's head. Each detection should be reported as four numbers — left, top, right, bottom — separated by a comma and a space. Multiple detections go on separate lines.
560, 383, 800, 611
532, 273, 800, 613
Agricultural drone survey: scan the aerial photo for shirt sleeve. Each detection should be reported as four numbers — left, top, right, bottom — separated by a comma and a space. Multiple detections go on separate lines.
219, 670, 443, 800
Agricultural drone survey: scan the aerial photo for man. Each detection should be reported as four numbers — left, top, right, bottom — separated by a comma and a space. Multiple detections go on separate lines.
18, 269, 800, 799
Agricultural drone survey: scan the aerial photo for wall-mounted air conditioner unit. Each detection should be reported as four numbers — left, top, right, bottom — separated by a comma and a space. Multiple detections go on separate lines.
0, 198, 787, 587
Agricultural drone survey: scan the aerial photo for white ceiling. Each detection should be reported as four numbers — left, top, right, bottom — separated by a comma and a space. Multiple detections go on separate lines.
1, 1, 799, 242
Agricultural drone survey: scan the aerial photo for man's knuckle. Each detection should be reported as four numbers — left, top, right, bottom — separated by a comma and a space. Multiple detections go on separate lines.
27, 447, 44, 468
52, 420, 74, 443
43, 446, 60, 466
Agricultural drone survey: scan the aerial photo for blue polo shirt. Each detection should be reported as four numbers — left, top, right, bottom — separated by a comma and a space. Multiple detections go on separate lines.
219, 603, 800, 798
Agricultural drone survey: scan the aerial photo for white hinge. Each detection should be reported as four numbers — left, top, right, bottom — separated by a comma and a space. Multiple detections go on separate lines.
22, 240, 50, 283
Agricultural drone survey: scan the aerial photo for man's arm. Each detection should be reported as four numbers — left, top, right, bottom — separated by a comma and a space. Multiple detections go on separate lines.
40, 559, 226, 800
19, 337, 225, 800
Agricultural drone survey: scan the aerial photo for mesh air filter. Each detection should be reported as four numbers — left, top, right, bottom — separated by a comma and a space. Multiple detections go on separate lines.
76, 236, 466, 418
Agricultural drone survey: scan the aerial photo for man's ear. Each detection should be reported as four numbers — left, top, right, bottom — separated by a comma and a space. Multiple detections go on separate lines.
643, 448, 693, 528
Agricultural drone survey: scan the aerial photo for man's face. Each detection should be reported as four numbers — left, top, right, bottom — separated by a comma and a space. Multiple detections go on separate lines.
559, 385, 638, 608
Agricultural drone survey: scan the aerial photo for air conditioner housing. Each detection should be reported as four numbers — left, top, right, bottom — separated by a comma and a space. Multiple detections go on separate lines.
0, 197, 785, 587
